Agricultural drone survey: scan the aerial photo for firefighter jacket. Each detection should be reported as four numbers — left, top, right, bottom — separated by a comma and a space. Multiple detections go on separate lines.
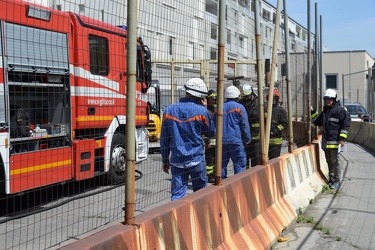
265, 103, 288, 145
311, 100, 351, 150
239, 96, 260, 141
160, 97, 216, 167
207, 103, 216, 115
203, 104, 216, 145
215, 100, 251, 145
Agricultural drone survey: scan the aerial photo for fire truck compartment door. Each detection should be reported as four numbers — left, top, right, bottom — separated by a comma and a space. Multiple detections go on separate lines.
73, 139, 96, 181
4, 22, 69, 74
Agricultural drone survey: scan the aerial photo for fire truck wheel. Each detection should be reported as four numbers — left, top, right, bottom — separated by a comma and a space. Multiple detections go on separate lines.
109, 133, 126, 183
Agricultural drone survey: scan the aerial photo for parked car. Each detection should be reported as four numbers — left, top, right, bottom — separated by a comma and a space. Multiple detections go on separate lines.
344, 102, 372, 122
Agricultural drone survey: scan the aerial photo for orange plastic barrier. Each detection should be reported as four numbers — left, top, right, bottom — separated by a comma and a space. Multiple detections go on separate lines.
61, 143, 328, 250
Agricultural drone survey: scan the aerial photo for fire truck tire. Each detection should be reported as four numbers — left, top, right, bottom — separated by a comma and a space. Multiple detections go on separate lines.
109, 133, 126, 184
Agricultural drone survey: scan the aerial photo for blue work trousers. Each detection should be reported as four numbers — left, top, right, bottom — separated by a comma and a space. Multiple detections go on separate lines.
222, 143, 247, 179
170, 161, 207, 201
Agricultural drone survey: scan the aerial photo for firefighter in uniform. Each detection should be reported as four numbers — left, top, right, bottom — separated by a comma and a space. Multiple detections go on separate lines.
311, 89, 351, 189
160, 78, 216, 201
217, 85, 251, 179
204, 90, 217, 183
266, 89, 288, 159
239, 84, 260, 167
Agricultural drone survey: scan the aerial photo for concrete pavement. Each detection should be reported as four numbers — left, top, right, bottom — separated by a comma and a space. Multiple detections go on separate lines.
272, 142, 375, 250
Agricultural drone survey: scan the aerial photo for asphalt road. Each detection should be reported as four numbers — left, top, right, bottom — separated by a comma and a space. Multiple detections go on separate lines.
0, 152, 171, 249
0, 141, 288, 249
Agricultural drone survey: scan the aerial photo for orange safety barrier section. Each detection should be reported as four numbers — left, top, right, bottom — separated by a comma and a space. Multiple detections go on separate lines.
61, 142, 328, 250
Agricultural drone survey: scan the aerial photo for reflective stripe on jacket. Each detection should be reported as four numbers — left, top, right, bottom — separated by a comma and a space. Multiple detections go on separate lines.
265, 104, 288, 145
160, 97, 216, 166
239, 97, 260, 141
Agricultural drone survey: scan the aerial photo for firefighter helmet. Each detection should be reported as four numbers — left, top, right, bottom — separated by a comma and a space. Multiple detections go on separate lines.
273, 89, 280, 97
207, 89, 217, 99
323, 89, 337, 99
225, 86, 240, 99
182, 78, 208, 98
242, 84, 253, 96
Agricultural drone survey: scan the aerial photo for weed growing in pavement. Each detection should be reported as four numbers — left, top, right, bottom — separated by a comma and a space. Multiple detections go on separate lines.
296, 207, 304, 223
322, 184, 330, 193
305, 216, 314, 224
294, 210, 343, 243
296, 208, 315, 224
322, 184, 340, 194
324, 227, 332, 235
297, 214, 304, 223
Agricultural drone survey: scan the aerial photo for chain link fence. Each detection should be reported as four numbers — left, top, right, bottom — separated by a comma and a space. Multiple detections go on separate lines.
0, 0, 314, 249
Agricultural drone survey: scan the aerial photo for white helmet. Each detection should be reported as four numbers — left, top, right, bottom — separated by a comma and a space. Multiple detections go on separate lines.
225, 86, 240, 99
182, 78, 208, 98
242, 84, 253, 96
323, 89, 337, 99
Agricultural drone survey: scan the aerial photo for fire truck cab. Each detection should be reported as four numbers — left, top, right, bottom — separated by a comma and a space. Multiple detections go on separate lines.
0, 0, 152, 194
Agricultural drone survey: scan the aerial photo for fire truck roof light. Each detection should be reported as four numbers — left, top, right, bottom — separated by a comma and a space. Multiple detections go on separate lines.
117, 25, 127, 30
26, 5, 51, 21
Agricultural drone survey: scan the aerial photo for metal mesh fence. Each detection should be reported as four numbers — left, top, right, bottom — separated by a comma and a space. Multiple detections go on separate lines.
343, 69, 373, 122
0, 0, 313, 249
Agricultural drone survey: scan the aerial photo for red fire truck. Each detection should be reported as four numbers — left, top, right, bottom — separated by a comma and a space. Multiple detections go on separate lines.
0, 0, 152, 194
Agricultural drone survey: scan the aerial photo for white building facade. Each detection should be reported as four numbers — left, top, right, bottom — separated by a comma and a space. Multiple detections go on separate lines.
33, 0, 312, 91
323, 50, 375, 113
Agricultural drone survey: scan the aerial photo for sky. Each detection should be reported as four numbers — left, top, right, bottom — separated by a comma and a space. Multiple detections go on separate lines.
266, 0, 375, 57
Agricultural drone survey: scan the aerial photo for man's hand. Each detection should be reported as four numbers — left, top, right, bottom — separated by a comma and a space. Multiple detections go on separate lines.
162, 162, 170, 174
339, 140, 345, 146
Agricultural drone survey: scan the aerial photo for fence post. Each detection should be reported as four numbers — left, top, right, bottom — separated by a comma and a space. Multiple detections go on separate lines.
124, 0, 137, 225
171, 60, 175, 104
214, 0, 226, 186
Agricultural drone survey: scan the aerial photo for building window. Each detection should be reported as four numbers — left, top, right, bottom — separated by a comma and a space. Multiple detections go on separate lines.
89, 35, 109, 76
239, 36, 244, 48
263, 44, 266, 56
211, 23, 217, 40
210, 48, 217, 60
188, 42, 194, 60
169, 37, 173, 55
326, 75, 338, 89
78, 4, 85, 14
227, 29, 231, 44
262, 9, 270, 20
239, 0, 249, 7
251, 39, 255, 55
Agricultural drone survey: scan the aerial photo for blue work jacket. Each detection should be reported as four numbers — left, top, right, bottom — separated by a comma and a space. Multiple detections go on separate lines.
160, 97, 216, 167
216, 100, 251, 145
